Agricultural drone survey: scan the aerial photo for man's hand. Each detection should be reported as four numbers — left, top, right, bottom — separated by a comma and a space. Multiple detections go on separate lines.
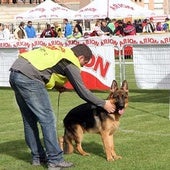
103, 100, 115, 113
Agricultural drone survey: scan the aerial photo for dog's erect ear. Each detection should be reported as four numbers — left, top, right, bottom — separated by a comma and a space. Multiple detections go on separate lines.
121, 80, 128, 92
110, 80, 118, 92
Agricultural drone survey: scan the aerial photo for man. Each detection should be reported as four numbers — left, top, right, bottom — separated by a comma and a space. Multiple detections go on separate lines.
14, 21, 27, 40
101, 19, 113, 36
9, 44, 115, 170
40, 24, 58, 38
0, 23, 4, 39
163, 17, 170, 32
25, 21, 36, 38
63, 18, 73, 38
146, 17, 155, 33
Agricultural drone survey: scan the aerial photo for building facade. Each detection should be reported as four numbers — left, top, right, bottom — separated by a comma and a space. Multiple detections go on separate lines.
132, 0, 170, 15
0, 0, 169, 16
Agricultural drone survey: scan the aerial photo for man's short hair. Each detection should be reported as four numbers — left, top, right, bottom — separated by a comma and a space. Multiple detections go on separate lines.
71, 44, 92, 61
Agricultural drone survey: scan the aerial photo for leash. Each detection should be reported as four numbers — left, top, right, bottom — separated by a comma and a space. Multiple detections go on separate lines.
56, 92, 61, 138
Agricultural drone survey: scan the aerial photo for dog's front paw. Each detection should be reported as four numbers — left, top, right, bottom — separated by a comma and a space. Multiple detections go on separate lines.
107, 155, 122, 161
114, 155, 122, 160
82, 152, 91, 156
107, 157, 115, 161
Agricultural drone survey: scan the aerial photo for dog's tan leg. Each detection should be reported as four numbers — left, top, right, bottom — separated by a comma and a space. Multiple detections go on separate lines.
75, 125, 90, 156
101, 132, 114, 161
101, 132, 122, 161
110, 136, 122, 160
63, 130, 74, 154
58, 136, 64, 151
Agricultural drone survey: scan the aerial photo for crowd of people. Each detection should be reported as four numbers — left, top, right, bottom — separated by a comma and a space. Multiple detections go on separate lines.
89, 17, 170, 37
0, 17, 170, 40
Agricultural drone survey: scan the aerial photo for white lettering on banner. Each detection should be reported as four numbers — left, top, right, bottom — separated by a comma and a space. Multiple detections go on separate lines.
48, 40, 64, 46
1, 36, 170, 88
85, 39, 100, 46
82, 46, 115, 88
120, 38, 138, 46
1, 35, 170, 49
101, 38, 118, 46
64, 38, 101, 47
32, 40, 48, 47
13, 41, 31, 48
139, 38, 159, 44
65, 40, 80, 46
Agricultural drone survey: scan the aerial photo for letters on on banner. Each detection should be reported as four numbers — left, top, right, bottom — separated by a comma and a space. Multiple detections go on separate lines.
0, 37, 116, 89
1, 34, 170, 49
1, 34, 170, 89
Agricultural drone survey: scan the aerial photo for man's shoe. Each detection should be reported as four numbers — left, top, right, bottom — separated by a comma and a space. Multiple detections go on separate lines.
48, 160, 74, 169
57, 160, 74, 168
32, 159, 41, 166
32, 158, 47, 166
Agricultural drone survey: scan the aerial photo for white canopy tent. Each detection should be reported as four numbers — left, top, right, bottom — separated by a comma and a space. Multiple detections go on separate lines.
74, 0, 156, 19
14, 0, 76, 21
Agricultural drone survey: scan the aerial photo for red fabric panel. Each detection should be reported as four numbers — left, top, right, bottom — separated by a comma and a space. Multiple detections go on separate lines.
65, 71, 110, 90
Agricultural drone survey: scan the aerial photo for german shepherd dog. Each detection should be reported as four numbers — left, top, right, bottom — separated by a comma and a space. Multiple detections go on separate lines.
59, 80, 128, 161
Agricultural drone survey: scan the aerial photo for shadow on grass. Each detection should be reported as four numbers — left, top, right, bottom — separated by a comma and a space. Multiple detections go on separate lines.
0, 139, 31, 163
0, 140, 106, 162
73, 141, 106, 160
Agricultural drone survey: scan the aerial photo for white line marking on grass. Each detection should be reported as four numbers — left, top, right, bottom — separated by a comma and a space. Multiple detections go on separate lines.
120, 129, 170, 137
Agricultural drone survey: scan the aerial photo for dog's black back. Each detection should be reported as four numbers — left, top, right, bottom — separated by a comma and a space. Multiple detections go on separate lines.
63, 103, 107, 131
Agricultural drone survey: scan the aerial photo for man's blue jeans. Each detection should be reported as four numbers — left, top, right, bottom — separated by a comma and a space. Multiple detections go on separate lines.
9, 70, 64, 164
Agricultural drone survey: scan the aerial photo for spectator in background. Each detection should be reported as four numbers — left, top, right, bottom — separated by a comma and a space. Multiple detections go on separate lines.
113, 20, 125, 36
3, 24, 11, 40
105, 17, 111, 25
63, 18, 73, 39
91, 20, 104, 36
107, 18, 116, 33
124, 21, 136, 36
156, 22, 163, 31
0, 23, 4, 39
146, 17, 155, 33
14, 22, 27, 40
162, 18, 170, 32
40, 24, 57, 38
134, 19, 143, 33
73, 25, 82, 39
75, 21, 83, 36
54, 22, 63, 38
25, 21, 36, 38
100, 19, 113, 36
142, 18, 148, 33
51, 24, 58, 37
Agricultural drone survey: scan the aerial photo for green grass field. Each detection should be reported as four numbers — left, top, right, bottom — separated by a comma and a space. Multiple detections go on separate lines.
0, 61, 170, 170
0, 87, 170, 170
